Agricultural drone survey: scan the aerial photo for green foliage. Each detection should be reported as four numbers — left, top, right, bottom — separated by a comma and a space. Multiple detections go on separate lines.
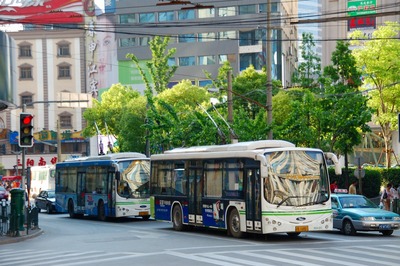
82, 83, 146, 152
292, 32, 322, 91
350, 21, 400, 167
126, 36, 177, 95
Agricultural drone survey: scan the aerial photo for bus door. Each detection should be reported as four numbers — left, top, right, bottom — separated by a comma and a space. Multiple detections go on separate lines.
77, 171, 86, 210
188, 161, 202, 225
245, 168, 262, 233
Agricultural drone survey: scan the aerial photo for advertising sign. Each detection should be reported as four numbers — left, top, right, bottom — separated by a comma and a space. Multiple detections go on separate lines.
0, 0, 84, 24
347, 0, 376, 17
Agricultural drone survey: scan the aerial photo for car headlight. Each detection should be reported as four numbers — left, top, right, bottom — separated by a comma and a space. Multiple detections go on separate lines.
393, 217, 400, 221
360, 217, 375, 221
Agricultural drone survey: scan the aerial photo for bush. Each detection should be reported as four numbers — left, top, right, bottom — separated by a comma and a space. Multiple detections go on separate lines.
329, 167, 381, 198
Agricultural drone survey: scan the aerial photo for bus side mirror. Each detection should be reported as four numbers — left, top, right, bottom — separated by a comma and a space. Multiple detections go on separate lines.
116, 172, 120, 181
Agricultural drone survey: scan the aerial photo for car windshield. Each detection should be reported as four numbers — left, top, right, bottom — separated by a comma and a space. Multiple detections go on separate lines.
47, 191, 55, 198
339, 196, 377, 208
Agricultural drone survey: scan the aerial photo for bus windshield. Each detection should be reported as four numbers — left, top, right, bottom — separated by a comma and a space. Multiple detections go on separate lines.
264, 150, 329, 207
118, 160, 150, 198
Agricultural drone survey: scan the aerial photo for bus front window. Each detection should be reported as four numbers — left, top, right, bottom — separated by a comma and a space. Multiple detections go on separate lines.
118, 160, 150, 198
264, 150, 329, 207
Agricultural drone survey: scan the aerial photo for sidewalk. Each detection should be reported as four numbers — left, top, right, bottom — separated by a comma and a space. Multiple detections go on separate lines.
0, 226, 43, 245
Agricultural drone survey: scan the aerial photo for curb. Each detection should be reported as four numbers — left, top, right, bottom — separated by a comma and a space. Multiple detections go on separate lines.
0, 228, 43, 245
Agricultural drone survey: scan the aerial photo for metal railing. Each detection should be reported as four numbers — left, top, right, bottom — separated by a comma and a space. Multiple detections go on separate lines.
0, 200, 10, 236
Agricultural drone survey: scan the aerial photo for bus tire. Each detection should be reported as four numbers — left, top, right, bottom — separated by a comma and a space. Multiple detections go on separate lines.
68, 199, 76, 218
98, 200, 106, 221
228, 208, 244, 238
172, 205, 184, 231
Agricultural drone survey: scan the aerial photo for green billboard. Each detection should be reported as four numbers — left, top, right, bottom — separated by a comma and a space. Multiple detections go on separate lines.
347, 1, 376, 17
118, 60, 151, 85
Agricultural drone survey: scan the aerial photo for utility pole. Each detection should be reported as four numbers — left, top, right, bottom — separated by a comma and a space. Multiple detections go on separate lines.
266, 1, 273, 140
227, 70, 238, 143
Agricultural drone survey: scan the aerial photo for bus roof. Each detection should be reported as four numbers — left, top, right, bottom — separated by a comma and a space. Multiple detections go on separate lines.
164, 140, 295, 154
63, 152, 147, 162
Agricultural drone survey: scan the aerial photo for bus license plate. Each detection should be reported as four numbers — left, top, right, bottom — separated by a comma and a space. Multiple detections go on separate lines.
295, 226, 309, 232
139, 211, 149, 216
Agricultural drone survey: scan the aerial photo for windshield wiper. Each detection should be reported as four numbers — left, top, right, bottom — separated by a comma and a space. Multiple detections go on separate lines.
297, 200, 326, 207
277, 196, 301, 208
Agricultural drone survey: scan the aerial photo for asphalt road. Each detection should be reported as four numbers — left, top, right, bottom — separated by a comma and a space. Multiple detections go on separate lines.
1, 213, 399, 266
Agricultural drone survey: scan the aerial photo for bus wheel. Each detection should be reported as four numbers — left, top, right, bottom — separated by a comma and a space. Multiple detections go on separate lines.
98, 201, 106, 221
228, 209, 243, 238
172, 205, 183, 231
68, 200, 76, 218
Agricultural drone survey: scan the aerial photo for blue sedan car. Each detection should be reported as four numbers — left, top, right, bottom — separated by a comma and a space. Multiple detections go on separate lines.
331, 193, 400, 236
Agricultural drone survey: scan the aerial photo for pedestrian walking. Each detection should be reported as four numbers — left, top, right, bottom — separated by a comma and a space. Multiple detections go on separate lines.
381, 183, 393, 211
348, 181, 357, 194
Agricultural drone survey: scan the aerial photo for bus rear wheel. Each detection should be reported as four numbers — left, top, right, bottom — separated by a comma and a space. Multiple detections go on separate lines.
68, 200, 76, 218
98, 201, 106, 221
172, 205, 183, 231
228, 209, 244, 238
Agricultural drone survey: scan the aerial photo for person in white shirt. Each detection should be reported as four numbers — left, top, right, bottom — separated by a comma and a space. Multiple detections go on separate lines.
381, 183, 393, 211
391, 184, 399, 199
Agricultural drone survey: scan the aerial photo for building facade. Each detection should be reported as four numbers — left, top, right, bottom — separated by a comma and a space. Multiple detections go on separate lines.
115, 0, 298, 90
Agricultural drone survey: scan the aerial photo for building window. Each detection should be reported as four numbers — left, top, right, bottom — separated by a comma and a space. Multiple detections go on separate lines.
239, 5, 256, 15
120, 14, 136, 24
23, 24, 36, 30
139, 37, 151, 46
178, 56, 196, 66
198, 32, 215, 42
198, 55, 216, 65
178, 10, 195, 20
158, 11, 174, 22
219, 31, 236, 40
21, 94, 33, 106
218, 7, 236, 17
59, 114, 72, 128
19, 45, 32, 57
57, 42, 70, 57
168, 58, 176, 66
240, 53, 264, 71
120, 37, 136, 47
219, 54, 236, 64
19, 65, 33, 80
198, 8, 215, 18
139, 12, 155, 23
178, 34, 196, 43
259, 3, 279, 13
58, 64, 71, 79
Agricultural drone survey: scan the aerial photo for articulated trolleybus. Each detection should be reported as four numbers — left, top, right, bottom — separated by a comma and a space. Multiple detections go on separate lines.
55, 153, 150, 220
150, 140, 341, 237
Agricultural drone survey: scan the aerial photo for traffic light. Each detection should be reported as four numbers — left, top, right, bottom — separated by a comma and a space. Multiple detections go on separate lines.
19, 113, 34, 147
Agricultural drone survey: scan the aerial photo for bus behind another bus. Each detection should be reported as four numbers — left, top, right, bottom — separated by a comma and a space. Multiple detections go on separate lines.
150, 140, 341, 237
55, 152, 150, 220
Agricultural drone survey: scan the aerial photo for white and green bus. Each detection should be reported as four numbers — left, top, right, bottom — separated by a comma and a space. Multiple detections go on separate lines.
150, 140, 341, 237
55, 153, 150, 220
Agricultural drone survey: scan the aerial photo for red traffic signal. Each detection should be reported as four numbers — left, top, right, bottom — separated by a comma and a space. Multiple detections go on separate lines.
19, 113, 34, 147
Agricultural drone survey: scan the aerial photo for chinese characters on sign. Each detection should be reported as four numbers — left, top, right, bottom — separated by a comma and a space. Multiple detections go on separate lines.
86, 10, 99, 99
26, 157, 57, 167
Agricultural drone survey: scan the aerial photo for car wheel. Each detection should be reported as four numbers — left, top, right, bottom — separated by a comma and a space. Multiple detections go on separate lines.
381, 230, 393, 236
342, 220, 356, 235
46, 204, 52, 214
172, 205, 183, 231
228, 208, 244, 238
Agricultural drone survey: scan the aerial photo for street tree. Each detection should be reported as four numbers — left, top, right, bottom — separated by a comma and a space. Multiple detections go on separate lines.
350, 21, 400, 167
292, 32, 322, 91
320, 40, 372, 171
82, 83, 147, 152
150, 80, 212, 152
